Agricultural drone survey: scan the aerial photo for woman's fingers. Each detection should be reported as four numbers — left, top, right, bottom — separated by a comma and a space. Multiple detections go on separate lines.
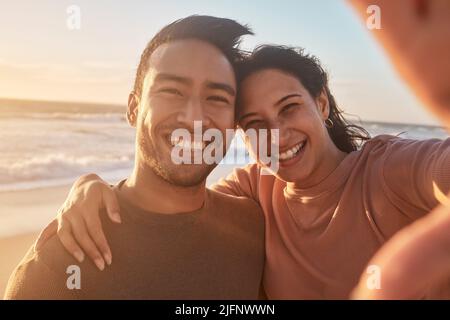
56, 221, 85, 264
102, 186, 121, 224
84, 213, 112, 266
67, 215, 106, 271
34, 219, 58, 251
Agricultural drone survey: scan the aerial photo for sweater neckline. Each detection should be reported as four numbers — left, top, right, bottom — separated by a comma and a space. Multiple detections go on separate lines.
283, 150, 358, 202
115, 180, 208, 227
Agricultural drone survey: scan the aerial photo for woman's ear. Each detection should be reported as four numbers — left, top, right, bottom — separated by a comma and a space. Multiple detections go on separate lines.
127, 92, 139, 127
316, 88, 330, 121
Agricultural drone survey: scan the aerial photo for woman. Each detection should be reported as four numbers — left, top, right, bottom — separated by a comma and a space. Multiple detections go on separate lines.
35, 45, 450, 299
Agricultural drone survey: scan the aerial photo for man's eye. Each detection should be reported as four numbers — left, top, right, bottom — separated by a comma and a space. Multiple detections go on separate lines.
207, 95, 230, 104
159, 88, 182, 96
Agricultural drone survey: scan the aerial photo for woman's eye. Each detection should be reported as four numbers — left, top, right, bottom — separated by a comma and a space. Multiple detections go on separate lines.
245, 120, 265, 130
281, 103, 299, 114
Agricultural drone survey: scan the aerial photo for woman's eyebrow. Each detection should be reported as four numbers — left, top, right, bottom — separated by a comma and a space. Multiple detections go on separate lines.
275, 93, 302, 106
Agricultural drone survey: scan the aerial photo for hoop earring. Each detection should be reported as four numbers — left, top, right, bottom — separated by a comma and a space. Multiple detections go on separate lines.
325, 118, 334, 128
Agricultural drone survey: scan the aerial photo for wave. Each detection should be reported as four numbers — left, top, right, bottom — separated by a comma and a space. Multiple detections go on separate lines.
0, 112, 126, 122
0, 153, 134, 191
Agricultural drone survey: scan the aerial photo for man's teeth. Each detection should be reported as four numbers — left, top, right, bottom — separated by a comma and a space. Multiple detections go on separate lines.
279, 141, 305, 161
170, 137, 205, 150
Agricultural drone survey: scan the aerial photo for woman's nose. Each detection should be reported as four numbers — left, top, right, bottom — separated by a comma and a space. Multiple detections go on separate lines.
268, 122, 290, 147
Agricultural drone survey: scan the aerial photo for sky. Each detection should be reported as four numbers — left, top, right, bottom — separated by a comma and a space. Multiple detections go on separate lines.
0, 0, 440, 125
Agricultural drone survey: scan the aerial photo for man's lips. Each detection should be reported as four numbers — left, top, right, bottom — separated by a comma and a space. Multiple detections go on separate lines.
163, 133, 217, 152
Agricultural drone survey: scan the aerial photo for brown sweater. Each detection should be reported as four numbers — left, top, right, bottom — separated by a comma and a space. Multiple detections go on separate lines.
4, 188, 265, 300
213, 135, 450, 299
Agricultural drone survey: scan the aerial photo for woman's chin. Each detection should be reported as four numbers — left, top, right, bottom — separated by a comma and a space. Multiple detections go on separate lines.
274, 167, 308, 184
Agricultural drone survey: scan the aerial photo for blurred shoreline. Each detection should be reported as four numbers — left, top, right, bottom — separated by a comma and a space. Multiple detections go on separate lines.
0, 97, 126, 115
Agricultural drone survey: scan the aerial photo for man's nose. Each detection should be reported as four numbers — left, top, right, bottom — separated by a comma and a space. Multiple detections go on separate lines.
176, 97, 211, 129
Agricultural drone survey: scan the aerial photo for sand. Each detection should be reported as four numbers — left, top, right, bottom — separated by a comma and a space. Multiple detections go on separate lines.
0, 232, 39, 298
0, 184, 73, 298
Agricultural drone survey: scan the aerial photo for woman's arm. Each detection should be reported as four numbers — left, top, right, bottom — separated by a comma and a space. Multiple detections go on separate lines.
34, 164, 261, 269
382, 137, 450, 218
352, 197, 450, 299
211, 164, 261, 202
34, 174, 121, 270
348, 0, 450, 299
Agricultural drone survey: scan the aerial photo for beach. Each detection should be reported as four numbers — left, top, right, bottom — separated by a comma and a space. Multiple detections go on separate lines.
0, 232, 39, 297
0, 184, 71, 297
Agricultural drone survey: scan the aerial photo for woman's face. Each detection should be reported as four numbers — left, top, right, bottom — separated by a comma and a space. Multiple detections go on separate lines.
238, 68, 335, 184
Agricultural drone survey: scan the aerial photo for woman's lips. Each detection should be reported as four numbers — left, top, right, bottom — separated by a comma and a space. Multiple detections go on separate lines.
278, 140, 307, 168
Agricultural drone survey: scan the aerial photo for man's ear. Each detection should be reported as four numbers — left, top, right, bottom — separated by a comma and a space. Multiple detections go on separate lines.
127, 92, 139, 127
316, 88, 330, 121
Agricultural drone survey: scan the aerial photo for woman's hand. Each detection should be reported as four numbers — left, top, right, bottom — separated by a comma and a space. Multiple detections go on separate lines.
348, 0, 450, 124
351, 199, 450, 299
34, 174, 121, 271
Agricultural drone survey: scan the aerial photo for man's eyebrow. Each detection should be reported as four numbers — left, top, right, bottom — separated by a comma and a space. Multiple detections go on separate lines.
239, 112, 258, 122
206, 81, 236, 97
275, 93, 302, 106
153, 73, 192, 85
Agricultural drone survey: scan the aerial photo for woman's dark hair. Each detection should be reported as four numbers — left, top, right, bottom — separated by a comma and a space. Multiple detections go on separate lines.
236, 45, 371, 153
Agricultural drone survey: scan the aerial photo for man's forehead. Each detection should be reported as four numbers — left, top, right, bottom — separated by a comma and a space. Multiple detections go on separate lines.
146, 39, 236, 83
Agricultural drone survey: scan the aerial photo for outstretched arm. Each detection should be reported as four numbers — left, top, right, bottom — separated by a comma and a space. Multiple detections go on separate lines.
352, 196, 450, 299
348, 0, 450, 299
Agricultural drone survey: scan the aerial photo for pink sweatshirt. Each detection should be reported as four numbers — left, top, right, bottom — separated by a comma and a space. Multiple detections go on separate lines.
212, 135, 450, 299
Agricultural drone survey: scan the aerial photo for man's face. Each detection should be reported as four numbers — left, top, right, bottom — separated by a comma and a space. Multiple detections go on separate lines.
131, 39, 236, 186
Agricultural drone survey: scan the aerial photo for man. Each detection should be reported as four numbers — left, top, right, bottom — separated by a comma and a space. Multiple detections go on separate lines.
4, 15, 265, 299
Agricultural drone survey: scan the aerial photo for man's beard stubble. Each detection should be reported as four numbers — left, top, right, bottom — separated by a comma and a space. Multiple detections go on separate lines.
137, 131, 215, 187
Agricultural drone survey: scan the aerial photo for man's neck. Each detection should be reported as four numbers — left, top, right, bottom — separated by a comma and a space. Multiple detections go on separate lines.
120, 165, 207, 214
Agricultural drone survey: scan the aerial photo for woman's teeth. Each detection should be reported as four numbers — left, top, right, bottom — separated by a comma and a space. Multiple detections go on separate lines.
279, 141, 305, 161
170, 136, 205, 151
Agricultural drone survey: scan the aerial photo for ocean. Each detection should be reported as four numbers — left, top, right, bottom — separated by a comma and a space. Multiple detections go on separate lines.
0, 99, 449, 192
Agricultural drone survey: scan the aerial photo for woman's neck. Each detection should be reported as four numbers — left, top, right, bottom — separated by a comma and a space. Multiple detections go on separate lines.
289, 142, 348, 190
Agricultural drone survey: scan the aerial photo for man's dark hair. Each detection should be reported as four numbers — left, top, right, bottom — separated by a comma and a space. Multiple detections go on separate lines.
133, 15, 253, 98
236, 45, 371, 153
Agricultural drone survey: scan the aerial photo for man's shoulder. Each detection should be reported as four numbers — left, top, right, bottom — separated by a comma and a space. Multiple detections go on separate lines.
207, 187, 261, 209
205, 188, 264, 225
35, 234, 82, 270
23, 233, 101, 283
4, 235, 83, 299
